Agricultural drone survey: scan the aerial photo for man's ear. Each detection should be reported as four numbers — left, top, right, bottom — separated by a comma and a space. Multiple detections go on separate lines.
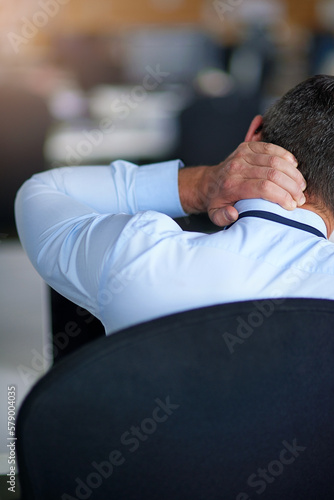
245, 115, 263, 142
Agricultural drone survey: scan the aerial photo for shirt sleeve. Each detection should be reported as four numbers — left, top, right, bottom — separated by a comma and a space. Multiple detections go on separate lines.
14, 160, 187, 322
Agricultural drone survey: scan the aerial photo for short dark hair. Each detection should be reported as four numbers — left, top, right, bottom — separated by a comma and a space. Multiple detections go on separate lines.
261, 74, 334, 213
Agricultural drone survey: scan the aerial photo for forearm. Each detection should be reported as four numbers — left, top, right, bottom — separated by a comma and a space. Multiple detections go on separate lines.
15, 160, 187, 266
178, 164, 231, 217
14, 160, 186, 316
178, 165, 208, 215
16, 159, 186, 218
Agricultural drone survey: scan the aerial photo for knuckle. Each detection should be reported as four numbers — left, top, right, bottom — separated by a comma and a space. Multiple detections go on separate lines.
263, 142, 271, 154
267, 167, 280, 183
281, 191, 292, 206
228, 158, 243, 173
259, 179, 272, 193
234, 142, 247, 158
222, 176, 235, 192
238, 141, 248, 151
268, 155, 280, 169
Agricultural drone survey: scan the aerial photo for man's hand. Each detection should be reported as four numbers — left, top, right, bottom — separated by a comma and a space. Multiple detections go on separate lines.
179, 142, 307, 227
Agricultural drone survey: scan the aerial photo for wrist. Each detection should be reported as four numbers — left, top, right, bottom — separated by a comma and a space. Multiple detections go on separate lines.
178, 165, 209, 214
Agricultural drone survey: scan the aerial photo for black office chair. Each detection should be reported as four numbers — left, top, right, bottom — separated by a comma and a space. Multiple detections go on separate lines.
16, 298, 334, 500
49, 216, 220, 365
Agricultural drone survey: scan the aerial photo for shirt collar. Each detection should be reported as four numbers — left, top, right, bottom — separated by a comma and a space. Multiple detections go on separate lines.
234, 199, 327, 238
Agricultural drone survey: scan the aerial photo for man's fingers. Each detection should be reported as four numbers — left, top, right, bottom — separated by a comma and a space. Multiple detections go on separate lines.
230, 142, 306, 195
209, 206, 239, 227
243, 154, 306, 190
203, 141, 307, 223
235, 166, 306, 206
235, 179, 300, 211
266, 167, 306, 206
246, 141, 298, 166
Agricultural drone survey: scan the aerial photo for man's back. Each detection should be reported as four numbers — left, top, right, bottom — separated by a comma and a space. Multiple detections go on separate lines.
15, 156, 332, 335
93, 198, 334, 334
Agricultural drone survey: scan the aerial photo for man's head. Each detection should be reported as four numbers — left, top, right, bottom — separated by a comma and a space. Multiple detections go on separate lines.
246, 74, 334, 216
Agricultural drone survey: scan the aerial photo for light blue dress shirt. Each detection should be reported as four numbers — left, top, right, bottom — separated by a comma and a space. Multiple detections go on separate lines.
15, 160, 334, 335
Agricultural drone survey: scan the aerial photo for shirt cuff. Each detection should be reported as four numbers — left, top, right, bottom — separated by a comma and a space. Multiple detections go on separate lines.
135, 160, 188, 218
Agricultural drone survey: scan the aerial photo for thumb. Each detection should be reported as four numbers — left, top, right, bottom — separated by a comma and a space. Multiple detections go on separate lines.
209, 206, 239, 227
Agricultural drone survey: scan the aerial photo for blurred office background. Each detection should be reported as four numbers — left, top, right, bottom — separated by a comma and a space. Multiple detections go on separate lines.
1, 0, 334, 491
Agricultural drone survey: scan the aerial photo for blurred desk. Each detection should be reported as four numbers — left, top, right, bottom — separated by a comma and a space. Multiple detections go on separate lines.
45, 123, 179, 164
45, 85, 189, 165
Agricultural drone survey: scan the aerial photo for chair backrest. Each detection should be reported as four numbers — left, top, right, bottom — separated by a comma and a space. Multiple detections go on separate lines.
175, 91, 261, 167
49, 287, 105, 364
16, 298, 334, 500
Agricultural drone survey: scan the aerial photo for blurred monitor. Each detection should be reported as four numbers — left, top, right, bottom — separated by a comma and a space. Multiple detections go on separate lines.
120, 27, 222, 84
